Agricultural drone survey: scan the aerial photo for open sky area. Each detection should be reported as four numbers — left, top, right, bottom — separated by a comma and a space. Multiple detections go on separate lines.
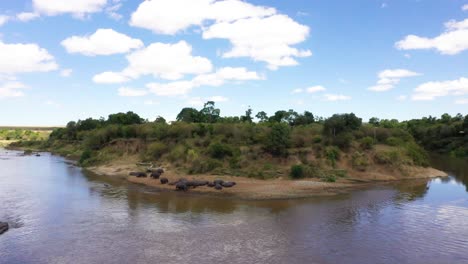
0, 0, 467, 126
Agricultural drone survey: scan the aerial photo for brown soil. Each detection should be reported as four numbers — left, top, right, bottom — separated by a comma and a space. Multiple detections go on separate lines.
87, 157, 448, 200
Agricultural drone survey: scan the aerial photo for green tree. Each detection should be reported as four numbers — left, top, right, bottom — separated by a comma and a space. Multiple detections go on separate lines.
256, 111, 269, 123
265, 123, 291, 156
176, 108, 201, 123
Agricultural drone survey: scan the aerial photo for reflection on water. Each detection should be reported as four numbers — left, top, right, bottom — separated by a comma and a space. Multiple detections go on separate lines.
0, 149, 467, 264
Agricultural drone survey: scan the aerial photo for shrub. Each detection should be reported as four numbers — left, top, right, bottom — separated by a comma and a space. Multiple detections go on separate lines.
167, 144, 186, 162
331, 132, 353, 149
264, 123, 291, 157
404, 143, 429, 167
325, 146, 340, 167
360, 136, 374, 150
323, 174, 337, 182
290, 164, 305, 179
374, 150, 402, 165
208, 142, 234, 159
385, 137, 403, 146
351, 151, 369, 171
146, 142, 167, 159
188, 158, 222, 174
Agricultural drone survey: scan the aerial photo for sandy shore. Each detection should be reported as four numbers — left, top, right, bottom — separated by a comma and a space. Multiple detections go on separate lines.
87, 160, 448, 200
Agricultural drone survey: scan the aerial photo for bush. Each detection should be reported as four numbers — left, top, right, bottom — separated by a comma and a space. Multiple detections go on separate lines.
290, 164, 305, 179
264, 123, 291, 157
331, 132, 353, 149
360, 136, 374, 149
404, 143, 429, 167
188, 158, 222, 174
323, 174, 337, 182
167, 144, 186, 162
374, 150, 402, 165
351, 151, 369, 171
325, 146, 340, 167
208, 142, 234, 159
146, 142, 167, 159
385, 137, 403, 146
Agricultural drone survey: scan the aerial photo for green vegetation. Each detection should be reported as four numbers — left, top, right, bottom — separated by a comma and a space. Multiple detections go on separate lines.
9, 102, 467, 181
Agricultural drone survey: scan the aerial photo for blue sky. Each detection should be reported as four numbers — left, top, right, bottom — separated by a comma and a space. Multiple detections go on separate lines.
0, 0, 467, 126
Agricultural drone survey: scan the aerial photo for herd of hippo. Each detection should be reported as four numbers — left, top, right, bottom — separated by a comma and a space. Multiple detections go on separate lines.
129, 168, 236, 191
0, 222, 8, 235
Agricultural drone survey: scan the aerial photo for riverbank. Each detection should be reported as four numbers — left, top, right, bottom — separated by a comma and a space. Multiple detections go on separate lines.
87, 157, 448, 200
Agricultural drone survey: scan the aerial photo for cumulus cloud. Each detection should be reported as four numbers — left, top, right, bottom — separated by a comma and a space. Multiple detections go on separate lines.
412, 77, 468, 101
61, 29, 143, 56
396, 18, 468, 55
94, 41, 212, 82
203, 14, 311, 70
118, 87, 148, 97
0, 41, 58, 74
324, 94, 351, 101
60, 69, 73, 77
16, 12, 40, 22
32, 0, 108, 17
146, 67, 261, 96
369, 69, 420, 92
0, 81, 27, 98
0, 15, 10, 26
147, 81, 194, 96
306, 86, 326, 93
129, 0, 275, 34
93, 71, 130, 84
129, 0, 310, 69
463, 4, 468, 11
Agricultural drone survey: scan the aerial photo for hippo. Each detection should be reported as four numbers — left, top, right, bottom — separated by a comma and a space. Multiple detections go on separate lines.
207, 182, 215, 187
215, 184, 223, 190
221, 182, 236, 188
129, 172, 147, 177
175, 182, 188, 191
186, 180, 209, 188
155, 168, 164, 174
150, 171, 161, 179
0, 222, 8, 235
169, 178, 187, 186
214, 179, 224, 185
160, 178, 169, 184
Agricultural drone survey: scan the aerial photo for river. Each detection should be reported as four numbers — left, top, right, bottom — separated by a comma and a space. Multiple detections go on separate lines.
0, 149, 467, 264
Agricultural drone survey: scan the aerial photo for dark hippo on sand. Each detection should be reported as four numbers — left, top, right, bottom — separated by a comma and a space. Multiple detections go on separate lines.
160, 178, 169, 184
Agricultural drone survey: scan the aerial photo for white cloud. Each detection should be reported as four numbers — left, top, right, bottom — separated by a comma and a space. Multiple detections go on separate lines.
121, 41, 212, 80
0, 41, 58, 74
146, 67, 261, 96
396, 18, 468, 55
291, 88, 303, 94
324, 94, 351, 101
33, 0, 108, 17
44, 100, 61, 107
106, 1, 122, 20
0, 81, 27, 98
404, 53, 411, 58
369, 69, 420, 92
463, 4, 468, 11
16, 12, 40, 22
192, 67, 262, 86
60, 69, 73, 77
61, 29, 143, 56
129, 0, 275, 35
93, 71, 130, 84
203, 14, 311, 70
412, 77, 468, 101
307, 85, 326, 93
147, 81, 194, 96
129, 0, 309, 69
118, 87, 148, 97
455, 98, 468, 104
0, 15, 10, 26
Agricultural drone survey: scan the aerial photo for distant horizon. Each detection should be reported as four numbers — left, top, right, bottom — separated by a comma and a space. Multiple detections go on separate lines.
1, 0, 467, 126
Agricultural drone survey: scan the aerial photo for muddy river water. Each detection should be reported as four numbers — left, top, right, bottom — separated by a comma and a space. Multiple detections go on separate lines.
0, 150, 467, 264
